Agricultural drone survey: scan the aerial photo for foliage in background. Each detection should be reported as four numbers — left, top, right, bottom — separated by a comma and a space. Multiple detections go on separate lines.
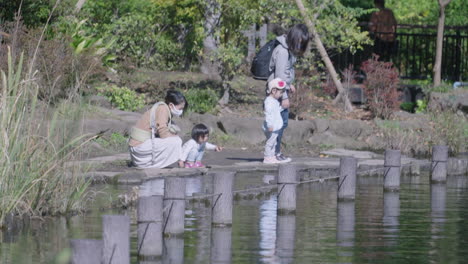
399, 102, 415, 112
415, 99, 427, 113
0, 51, 93, 226
361, 55, 400, 119
97, 84, 145, 111
0, 20, 104, 102
94, 132, 128, 153
184, 88, 218, 113
376, 110, 467, 155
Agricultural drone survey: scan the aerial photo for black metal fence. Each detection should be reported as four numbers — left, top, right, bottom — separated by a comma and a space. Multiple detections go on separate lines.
330, 24, 468, 82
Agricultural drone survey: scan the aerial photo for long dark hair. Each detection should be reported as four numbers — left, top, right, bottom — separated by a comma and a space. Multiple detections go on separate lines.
286, 24, 310, 57
165, 90, 188, 111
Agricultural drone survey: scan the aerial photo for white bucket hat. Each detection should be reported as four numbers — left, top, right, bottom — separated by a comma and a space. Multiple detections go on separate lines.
267, 78, 286, 93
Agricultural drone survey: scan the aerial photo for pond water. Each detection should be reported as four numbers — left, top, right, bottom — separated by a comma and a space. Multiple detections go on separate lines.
1, 172, 468, 264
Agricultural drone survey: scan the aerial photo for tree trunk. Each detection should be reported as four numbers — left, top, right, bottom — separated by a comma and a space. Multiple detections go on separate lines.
218, 81, 230, 106
246, 24, 256, 63
433, 0, 451, 86
294, 0, 353, 112
74, 0, 87, 13
201, 0, 221, 77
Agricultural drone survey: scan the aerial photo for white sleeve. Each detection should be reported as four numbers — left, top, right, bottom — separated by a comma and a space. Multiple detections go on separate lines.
205, 142, 217, 150
180, 139, 196, 161
264, 98, 275, 129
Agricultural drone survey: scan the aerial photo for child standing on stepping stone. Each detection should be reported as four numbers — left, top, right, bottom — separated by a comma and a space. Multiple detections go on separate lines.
179, 124, 223, 168
263, 78, 290, 164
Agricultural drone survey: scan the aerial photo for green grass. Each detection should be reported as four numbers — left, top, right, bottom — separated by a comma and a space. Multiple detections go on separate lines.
0, 51, 94, 226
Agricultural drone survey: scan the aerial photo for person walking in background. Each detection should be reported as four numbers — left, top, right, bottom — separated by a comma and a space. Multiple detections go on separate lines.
263, 78, 290, 164
369, 0, 397, 60
267, 24, 310, 162
179, 123, 223, 168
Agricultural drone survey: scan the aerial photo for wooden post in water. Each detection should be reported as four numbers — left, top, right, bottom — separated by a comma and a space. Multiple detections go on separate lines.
431, 145, 448, 183
138, 195, 163, 258
163, 177, 186, 236
277, 164, 298, 214
384, 149, 401, 191
210, 226, 232, 264
102, 215, 130, 264
338, 157, 357, 201
212, 171, 235, 226
70, 239, 103, 264
276, 214, 296, 262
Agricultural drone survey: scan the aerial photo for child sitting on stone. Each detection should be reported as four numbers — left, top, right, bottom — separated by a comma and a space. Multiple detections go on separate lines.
263, 78, 290, 164
179, 124, 223, 168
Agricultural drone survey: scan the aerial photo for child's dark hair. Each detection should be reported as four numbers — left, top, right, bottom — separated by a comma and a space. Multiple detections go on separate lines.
191, 124, 209, 141
286, 24, 310, 57
165, 90, 189, 112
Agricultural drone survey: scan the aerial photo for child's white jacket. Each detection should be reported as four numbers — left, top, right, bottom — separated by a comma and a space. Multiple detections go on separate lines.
180, 139, 217, 161
263, 96, 283, 132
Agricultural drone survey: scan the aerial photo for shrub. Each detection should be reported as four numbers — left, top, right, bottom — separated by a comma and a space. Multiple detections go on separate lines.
0, 21, 104, 102
361, 54, 400, 119
97, 84, 145, 111
400, 102, 415, 112
184, 88, 218, 114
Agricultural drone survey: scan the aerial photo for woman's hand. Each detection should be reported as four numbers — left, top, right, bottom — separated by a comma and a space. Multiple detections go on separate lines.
289, 84, 296, 93
178, 160, 185, 168
215, 146, 224, 152
281, 99, 290, 109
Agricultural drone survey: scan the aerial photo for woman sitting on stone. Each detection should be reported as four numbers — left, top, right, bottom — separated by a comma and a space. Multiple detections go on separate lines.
129, 90, 188, 168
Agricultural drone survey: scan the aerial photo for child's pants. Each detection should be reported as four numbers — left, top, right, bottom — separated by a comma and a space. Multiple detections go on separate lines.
264, 131, 279, 157
186, 145, 206, 162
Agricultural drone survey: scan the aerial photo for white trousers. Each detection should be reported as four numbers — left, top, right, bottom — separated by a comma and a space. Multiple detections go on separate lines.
129, 136, 182, 168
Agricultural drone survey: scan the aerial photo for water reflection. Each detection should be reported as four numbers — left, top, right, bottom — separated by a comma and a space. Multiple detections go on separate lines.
211, 227, 232, 264
431, 183, 446, 231
163, 237, 184, 264
259, 195, 278, 263
383, 192, 400, 244
276, 214, 296, 264
336, 201, 355, 261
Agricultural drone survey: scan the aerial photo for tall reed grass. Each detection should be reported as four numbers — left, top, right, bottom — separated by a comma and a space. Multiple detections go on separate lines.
0, 49, 95, 226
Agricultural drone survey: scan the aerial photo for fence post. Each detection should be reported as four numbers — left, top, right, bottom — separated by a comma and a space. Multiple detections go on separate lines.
431, 145, 448, 183
212, 171, 235, 227
138, 195, 163, 258
70, 239, 103, 264
338, 157, 357, 201
277, 164, 298, 214
102, 215, 130, 264
384, 149, 401, 191
163, 177, 186, 236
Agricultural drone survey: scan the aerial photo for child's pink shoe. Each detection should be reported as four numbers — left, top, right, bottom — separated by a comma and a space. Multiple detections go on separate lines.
185, 162, 197, 168
194, 161, 205, 168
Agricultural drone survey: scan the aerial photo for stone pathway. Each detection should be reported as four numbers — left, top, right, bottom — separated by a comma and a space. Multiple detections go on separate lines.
75, 148, 462, 185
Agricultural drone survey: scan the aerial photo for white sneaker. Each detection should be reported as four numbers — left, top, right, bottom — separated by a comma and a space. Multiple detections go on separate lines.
263, 156, 281, 164
276, 153, 292, 163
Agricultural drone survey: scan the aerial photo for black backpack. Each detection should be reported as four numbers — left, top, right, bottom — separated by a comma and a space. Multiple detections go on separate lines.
250, 39, 280, 80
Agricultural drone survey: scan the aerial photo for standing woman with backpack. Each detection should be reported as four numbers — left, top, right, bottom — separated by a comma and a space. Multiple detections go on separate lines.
267, 24, 309, 162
